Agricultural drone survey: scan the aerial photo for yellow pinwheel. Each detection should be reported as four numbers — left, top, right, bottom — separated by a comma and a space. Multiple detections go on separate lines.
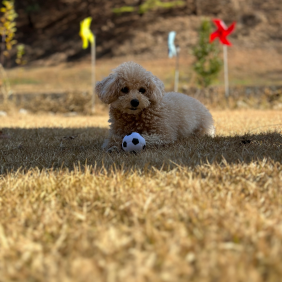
79, 17, 94, 49
79, 17, 96, 112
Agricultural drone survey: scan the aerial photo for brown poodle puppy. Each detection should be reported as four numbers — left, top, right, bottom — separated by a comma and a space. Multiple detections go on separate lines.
96, 61, 215, 151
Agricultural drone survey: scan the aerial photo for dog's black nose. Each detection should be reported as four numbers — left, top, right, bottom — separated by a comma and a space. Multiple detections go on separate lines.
131, 99, 139, 108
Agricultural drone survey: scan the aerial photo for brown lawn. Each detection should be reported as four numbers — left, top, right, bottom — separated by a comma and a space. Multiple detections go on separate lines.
0, 109, 282, 281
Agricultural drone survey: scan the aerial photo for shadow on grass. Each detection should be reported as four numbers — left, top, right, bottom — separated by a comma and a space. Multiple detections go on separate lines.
0, 127, 282, 174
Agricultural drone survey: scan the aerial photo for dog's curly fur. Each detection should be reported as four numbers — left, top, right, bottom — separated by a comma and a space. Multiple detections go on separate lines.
96, 61, 215, 151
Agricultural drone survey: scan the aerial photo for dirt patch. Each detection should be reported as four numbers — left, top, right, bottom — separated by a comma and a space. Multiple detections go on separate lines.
6, 0, 281, 66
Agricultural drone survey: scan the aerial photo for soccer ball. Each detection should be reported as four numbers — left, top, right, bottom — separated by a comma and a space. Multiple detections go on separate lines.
122, 132, 146, 153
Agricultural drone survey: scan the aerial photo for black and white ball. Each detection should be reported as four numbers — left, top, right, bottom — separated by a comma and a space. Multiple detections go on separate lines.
122, 132, 146, 153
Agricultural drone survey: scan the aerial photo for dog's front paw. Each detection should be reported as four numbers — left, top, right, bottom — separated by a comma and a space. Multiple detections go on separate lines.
107, 146, 120, 153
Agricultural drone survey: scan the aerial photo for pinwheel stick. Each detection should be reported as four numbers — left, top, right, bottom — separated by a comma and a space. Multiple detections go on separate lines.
210, 20, 236, 104
174, 46, 180, 92
223, 45, 229, 103
79, 17, 96, 113
91, 40, 96, 113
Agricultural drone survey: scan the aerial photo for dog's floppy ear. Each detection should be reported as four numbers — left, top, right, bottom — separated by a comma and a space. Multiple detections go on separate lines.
96, 74, 119, 104
150, 75, 165, 103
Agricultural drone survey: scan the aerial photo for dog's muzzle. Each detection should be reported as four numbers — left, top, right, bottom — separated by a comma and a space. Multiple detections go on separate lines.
130, 99, 139, 108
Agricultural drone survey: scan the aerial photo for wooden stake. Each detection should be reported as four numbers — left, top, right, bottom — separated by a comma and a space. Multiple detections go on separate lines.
91, 38, 96, 113
174, 46, 180, 92
223, 44, 229, 104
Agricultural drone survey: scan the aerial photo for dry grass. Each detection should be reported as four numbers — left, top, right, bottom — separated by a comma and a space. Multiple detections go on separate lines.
2, 85, 282, 115
1, 110, 282, 281
5, 47, 282, 96
2, 54, 282, 115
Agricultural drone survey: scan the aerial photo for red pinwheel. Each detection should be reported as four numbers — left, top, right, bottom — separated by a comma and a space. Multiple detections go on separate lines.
210, 19, 236, 46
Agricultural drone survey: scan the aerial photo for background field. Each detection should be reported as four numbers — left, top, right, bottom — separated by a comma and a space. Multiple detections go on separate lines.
1, 109, 282, 282
5, 49, 282, 96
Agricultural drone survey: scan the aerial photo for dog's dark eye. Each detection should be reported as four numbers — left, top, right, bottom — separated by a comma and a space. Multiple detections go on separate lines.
139, 87, 146, 94
121, 87, 129, 94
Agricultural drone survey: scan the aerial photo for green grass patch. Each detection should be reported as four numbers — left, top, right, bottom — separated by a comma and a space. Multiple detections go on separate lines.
9, 78, 41, 85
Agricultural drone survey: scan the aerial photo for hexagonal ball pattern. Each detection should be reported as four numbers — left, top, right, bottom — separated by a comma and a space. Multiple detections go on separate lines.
122, 132, 146, 153
132, 138, 139, 145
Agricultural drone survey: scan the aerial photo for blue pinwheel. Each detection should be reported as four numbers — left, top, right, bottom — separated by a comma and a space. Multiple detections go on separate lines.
168, 31, 177, 58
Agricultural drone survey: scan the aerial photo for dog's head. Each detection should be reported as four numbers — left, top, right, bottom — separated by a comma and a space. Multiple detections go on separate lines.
96, 62, 165, 114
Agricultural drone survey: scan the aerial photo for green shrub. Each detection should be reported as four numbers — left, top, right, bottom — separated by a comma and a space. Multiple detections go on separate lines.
192, 19, 222, 88
0, 0, 17, 60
